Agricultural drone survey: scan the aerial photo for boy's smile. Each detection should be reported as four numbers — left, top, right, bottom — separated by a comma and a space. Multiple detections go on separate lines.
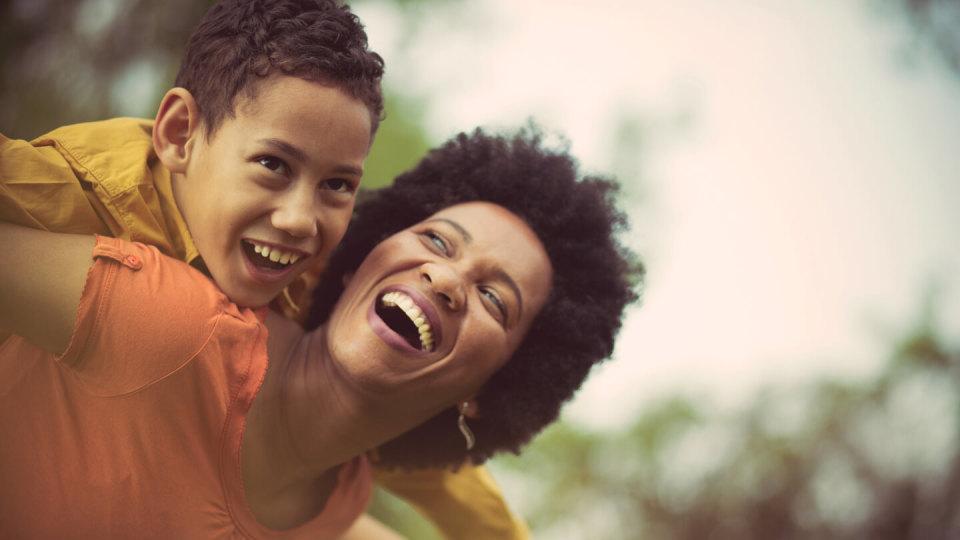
240, 238, 311, 283
171, 75, 372, 307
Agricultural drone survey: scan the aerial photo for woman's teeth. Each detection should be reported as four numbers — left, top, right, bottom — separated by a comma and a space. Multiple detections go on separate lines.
381, 291, 434, 351
250, 241, 301, 266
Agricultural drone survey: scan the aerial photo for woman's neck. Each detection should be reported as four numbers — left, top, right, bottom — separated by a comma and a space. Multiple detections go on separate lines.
243, 311, 394, 504
240, 311, 363, 528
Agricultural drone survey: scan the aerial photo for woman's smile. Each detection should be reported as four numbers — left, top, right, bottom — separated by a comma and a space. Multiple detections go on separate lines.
369, 285, 443, 354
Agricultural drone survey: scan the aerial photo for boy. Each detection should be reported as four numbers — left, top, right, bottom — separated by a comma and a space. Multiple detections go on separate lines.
0, 0, 526, 537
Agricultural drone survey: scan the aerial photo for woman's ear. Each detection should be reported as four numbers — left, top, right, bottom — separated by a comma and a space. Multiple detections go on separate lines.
341, 272, 354, 288
153, 87, 202, 174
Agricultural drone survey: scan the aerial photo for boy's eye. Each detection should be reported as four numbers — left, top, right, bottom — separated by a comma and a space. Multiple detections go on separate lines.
257, 155, 288, 175
423, 230, 450, 255
480, 286, 507, 322
321, 178, 354, 193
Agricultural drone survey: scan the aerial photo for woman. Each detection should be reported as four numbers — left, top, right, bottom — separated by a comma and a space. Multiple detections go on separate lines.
0, 128, 639, 537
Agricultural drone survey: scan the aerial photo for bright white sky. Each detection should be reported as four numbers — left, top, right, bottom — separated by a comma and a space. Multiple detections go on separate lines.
357, 0, 960, 428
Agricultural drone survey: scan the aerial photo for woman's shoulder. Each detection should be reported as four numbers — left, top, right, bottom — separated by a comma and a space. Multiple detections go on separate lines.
64, 236, 265, 394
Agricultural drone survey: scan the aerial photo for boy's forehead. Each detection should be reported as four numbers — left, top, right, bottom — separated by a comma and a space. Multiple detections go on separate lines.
203, 75, 372, 167
234, 75, 347, 115
221, 75, 373, 145
221, 76, 372, 137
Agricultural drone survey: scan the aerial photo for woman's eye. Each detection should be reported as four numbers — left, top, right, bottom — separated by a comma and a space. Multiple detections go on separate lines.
480, 287, 507, 320
424, 231, 449, 255
257, 156, 288, 175
321, 178, 353, 193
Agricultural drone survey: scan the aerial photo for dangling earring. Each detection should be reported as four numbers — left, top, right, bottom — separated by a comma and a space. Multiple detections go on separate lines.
457, 402, 476, 450
281, 286, 301, 314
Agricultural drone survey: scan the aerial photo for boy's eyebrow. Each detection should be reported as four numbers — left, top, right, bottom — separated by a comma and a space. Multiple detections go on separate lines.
259, 138, 363, 176
426, 217, 524, 322
260, 138, 308, 163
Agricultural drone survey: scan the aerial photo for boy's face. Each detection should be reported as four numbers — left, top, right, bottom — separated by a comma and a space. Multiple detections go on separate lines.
173, 76, 372, 307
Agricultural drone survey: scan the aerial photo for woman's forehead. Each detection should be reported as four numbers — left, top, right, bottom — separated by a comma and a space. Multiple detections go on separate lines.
427, 202, 533, 249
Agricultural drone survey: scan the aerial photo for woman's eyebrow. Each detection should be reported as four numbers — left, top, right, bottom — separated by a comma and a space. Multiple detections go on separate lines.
426, 217, 524, 323
493, 268, 524, 323
427, 218, 472, 243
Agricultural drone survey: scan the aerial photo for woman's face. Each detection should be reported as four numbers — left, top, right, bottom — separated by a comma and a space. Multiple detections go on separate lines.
324, 201, 552, 411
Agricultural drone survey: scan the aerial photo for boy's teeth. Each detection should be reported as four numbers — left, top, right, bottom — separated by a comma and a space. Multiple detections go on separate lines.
380, 291, 435, 351
247, 241, 302, 267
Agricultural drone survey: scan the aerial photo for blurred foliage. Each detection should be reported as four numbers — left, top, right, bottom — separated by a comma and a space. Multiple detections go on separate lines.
876, 0, 960, 77
0, 0, 211, 137
364, 91, 432, 188
901, 0, 960, 74
367, 486, 444, 539
493, 318, 960, 539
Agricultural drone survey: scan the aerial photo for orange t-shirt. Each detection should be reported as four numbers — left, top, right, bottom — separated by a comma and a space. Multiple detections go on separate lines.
0, 236, 371, 539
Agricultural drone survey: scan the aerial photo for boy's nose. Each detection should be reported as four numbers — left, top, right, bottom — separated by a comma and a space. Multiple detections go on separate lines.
271, 188, 318, 238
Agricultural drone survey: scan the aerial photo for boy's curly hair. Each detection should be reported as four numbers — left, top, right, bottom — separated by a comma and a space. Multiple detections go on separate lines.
175, 0, 384, 137
307, 126, 642, 469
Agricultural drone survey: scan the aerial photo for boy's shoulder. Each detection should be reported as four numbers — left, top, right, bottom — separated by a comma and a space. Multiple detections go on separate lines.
11, 117, 197, 263
39, 116, 152, 140
34, 117, 159, 197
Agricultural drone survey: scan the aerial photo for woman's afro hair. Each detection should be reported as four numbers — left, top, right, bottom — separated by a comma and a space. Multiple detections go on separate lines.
307, 125, 642, 469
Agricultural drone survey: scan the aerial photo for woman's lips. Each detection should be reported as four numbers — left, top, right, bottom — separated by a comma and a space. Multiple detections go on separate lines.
387, 285, 443, 347
367, 300, 426, 354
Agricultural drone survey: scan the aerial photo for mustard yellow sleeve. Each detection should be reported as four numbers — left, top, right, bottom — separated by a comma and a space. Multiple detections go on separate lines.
0, 132, 114, 234
374, 464, 530, 540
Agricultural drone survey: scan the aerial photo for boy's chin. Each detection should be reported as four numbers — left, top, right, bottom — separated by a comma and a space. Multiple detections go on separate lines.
223, 286, 279, 309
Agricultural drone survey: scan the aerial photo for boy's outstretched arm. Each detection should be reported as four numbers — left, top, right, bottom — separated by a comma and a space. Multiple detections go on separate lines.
374, 463, 531, 539
0, 223, 94, 354
337, 514, 405, 540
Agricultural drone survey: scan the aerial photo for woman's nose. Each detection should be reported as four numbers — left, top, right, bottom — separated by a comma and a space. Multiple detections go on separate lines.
421, 263, 466, 311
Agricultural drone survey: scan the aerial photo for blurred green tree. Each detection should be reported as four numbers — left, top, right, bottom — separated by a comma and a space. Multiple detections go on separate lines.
494, 311, 960, 539
877, 0, 960, 77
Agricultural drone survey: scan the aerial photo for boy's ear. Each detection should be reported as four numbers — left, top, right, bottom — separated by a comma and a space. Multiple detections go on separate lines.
153, 87, 203, 174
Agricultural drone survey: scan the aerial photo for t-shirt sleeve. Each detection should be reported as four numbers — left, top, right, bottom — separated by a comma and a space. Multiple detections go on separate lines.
57, 235, 225, 394
374, 463, 531, 539
0, 132, 111, 234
